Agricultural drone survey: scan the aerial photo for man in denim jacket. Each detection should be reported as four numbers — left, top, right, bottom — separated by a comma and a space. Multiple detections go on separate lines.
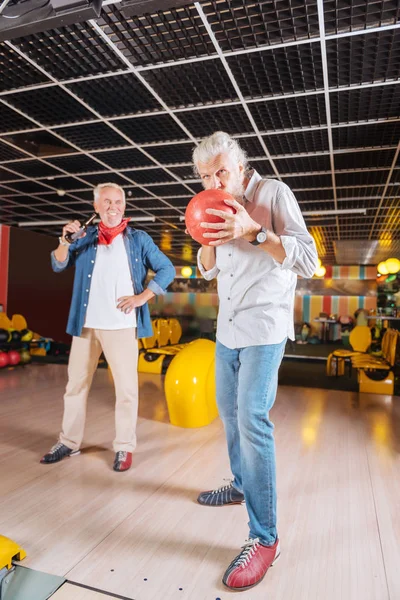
40, 183, 175, 472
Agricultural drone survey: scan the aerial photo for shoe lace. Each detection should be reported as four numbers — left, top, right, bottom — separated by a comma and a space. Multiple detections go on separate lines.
234, 538, 260, 569
49, 442, 64, 454
212, 478, 234, 495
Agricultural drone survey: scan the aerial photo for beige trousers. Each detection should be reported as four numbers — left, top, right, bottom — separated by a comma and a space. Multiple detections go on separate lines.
59, 327, 139, 453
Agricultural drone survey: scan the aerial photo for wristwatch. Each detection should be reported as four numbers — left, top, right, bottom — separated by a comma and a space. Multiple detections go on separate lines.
250, 226, 268, 246
58, 236, 70, 246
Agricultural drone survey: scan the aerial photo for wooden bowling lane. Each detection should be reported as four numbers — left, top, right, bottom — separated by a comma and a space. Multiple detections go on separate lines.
52, 582, 119, 599
0, 364, 399, 599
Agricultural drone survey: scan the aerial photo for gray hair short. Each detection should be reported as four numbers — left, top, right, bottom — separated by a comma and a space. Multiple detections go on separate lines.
93, 182, 126, 203
192, 131, 248, 176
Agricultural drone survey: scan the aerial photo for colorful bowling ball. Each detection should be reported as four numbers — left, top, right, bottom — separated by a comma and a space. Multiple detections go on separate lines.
20, 329, 33, 342
0, 352, 9, 368
8, 350, 21, 366
20, 349, 32, 364
0, 329, 10, 343
185, 189, 236, 245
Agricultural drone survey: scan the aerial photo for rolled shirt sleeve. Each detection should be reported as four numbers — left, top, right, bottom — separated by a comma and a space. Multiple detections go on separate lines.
197, 247, 219, 281
50, 250, 73, 272
147, 278, 167, 296
272, 183, 319, 279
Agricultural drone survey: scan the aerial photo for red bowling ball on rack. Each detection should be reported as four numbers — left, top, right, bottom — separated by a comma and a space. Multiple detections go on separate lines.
8, 350, 21, 366
0, 352, 9, 368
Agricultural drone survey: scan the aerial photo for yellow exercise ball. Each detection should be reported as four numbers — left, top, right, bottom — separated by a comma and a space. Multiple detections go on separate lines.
164, 339, 218, 428
385, 257, 400, 274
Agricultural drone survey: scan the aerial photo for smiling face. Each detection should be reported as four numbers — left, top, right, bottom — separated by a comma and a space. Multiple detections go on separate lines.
197, 151, 246, 202
94, 186, 125, 228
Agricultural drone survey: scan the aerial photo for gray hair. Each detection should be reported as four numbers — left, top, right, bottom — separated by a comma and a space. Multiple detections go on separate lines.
192, 131, 248, 176
93, 182, 126, 203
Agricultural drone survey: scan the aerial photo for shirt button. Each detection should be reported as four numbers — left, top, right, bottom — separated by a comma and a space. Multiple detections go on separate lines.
86, 289, 89, 292
91, 260, 94, 264
230, 274, 233, 277
228, 297, 231, 300
84, 304, 87, 307
135, 258, 138, 262
229, 254, 232, 257
229, 318, 233, 322
88, 274, 91, 278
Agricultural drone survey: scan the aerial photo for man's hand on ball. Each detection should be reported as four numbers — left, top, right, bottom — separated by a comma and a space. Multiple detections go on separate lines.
201, 198, 260, 246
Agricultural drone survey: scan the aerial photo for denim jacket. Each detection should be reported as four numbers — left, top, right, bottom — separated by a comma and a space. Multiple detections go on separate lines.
51, 226, 175, 338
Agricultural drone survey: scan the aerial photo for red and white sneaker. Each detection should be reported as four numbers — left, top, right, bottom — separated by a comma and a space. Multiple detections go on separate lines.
222, 537, 280, 591
113, 451, 132, 472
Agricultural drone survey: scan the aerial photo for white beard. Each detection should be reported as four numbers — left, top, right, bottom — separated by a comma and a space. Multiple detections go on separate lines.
228, 178, 246, 204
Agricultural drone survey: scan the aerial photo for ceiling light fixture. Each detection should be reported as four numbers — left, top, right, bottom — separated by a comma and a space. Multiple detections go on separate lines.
18, 216, 156, 227
302, 208, 367, 216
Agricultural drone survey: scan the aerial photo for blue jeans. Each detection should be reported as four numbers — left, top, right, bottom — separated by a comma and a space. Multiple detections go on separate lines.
216, 338, 286, 546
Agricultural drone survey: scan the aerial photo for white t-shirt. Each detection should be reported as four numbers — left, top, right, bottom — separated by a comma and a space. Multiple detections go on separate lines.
84, 234, 137, 330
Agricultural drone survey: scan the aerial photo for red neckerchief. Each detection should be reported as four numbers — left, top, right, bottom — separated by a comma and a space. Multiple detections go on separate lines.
97, 218, 130, 245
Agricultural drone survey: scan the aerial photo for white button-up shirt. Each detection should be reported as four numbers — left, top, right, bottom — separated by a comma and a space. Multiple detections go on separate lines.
197, 171, 318, 349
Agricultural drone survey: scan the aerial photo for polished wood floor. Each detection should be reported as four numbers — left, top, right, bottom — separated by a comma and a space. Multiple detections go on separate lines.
0, 363, 399, 600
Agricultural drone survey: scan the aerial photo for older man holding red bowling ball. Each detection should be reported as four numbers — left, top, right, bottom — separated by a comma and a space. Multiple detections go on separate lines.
185, 131, 318, 592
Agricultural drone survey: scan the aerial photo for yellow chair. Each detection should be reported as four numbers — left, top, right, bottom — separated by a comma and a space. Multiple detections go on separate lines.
355, 330, 399, 395
11, 314, 27, 330
328, 325, 372, 376
153, 318, 170, 347
138, 316, 184, 374
164, 339, 218, 428
138, 351, 168, 374
359, 370, 395, 394
138, 344, 187, 374
168, 318, 182, 345
352, 329, 396, 369
141, 319, 158, 350
326, 353, 345, 376
348, 325, 372, 352
0, 313, 12, 330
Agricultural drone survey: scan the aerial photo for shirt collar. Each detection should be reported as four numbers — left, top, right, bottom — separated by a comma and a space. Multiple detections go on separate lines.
244, 169, 262, 204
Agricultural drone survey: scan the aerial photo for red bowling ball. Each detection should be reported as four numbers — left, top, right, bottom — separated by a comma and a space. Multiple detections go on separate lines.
0, 352, 9, 368
185, 189, 236, 245
8, 350, 21, 366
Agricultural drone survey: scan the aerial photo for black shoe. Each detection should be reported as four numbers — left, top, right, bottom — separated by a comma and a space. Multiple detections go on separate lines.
40, 442, 80, 464
197, 480, 245, 506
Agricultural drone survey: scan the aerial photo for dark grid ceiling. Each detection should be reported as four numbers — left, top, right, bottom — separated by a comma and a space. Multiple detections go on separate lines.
0, 0, 400, 265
